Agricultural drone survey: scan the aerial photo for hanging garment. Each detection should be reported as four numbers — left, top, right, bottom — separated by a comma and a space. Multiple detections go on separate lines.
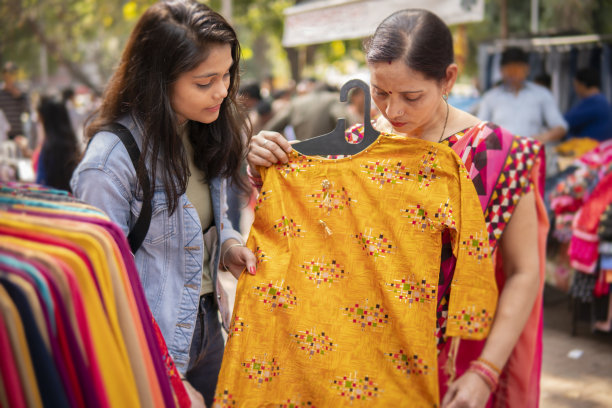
216, 134, 497, 407
343, 121, 547, 408
569, 172, 612, 273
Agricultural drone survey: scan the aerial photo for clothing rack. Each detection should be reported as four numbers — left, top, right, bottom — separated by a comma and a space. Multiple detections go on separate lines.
0, 182, 190, 407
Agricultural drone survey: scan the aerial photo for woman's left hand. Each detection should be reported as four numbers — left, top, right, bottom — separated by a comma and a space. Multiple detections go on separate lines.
441, 371, 491, 408
222, 241, 257, 280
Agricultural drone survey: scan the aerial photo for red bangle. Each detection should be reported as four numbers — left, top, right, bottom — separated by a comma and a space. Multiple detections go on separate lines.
468, 361, 499, 392
246, 165, 263, 189
476, 357, 502, 376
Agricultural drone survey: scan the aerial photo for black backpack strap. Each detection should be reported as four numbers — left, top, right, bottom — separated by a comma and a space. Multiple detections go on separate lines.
98, 123, 152, 254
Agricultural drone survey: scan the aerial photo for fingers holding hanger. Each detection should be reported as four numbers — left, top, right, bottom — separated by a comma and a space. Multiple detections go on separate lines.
247, 131, 292, 169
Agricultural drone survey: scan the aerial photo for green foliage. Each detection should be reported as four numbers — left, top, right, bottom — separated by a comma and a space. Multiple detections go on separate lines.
2, 0, 609, 92
0, 0, 156, 91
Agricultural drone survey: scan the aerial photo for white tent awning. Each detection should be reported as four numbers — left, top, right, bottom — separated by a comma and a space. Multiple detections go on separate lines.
282, 0, 484, 47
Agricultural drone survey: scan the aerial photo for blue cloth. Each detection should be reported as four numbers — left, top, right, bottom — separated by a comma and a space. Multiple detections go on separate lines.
477, 81, 568, 138
70, 113, 244, 373
0, 255, 55, 332
564, 93, 612, 142
1, 277, 72, 408
35, 151, 47, 186
600, 254, 612, 269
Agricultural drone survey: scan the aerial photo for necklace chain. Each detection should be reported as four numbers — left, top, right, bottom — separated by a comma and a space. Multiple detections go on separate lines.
438, 98, 450, 143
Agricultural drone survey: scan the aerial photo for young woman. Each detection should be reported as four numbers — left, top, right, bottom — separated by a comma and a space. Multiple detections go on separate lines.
247, 9, 546, 408
70, 1, 256, 406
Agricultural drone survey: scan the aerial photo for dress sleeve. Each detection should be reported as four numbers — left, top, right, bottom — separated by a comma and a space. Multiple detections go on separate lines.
445, 155, 498, 341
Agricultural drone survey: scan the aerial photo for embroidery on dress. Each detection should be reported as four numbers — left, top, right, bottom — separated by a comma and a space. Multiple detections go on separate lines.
386, 275, 436, 306
242, 355, 281, 386
255, 246, 268, 264
307, 180, 354, 215
300, 257, 347, 287
384, 349, 430, 376
353, 228, 396, 259
277, 398, 316, 408
447, 305, 494, 336
255, 190, 271, 212
254, 280, 298, 311
331, 372, 381, 403
291, 328, 336, 358
460, 230, 489, 262
213, 389, 236, 407
276, 155, 314, 177
227, 315, 248, 340
361, 159, 412, 188
343, 299, 390, 331
274, 216, 306, 238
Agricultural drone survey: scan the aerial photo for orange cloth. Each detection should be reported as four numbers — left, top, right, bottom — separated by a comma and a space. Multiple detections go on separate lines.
216, 134, 497, 407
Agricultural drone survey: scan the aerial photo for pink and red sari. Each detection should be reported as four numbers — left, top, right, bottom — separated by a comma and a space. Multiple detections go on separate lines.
437, 122, 548, 407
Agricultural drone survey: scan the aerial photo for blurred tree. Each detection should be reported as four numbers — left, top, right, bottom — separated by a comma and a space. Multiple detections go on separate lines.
0, 0, 155, 94
461, 0, 611, 78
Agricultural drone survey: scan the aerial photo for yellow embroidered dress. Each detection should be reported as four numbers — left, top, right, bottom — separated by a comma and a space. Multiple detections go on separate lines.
215, 134, 497, 407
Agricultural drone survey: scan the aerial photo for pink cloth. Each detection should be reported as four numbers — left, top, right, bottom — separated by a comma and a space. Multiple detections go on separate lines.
437, 123, 547, 408
569, 172, 612, 273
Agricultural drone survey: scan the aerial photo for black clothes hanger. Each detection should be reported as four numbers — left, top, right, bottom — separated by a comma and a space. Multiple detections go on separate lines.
292, 79, 380, 156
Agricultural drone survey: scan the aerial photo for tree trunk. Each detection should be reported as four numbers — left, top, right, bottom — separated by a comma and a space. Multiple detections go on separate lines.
500, 0, 508, 39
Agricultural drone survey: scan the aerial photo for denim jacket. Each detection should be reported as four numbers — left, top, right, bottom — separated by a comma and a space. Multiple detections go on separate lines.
70, 114, 243, 373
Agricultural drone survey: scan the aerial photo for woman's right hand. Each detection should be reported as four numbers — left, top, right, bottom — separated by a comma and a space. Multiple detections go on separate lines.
247, 131, 293, 177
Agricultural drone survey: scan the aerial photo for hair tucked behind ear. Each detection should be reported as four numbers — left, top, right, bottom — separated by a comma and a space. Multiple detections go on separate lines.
365, 9, 454, 82
86, 0, 249, 214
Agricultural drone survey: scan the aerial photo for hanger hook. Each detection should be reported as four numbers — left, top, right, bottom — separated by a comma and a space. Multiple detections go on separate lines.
339, 79, 377, 138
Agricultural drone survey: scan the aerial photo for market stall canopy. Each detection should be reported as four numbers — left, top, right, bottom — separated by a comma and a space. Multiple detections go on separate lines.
282, 0, 484, 47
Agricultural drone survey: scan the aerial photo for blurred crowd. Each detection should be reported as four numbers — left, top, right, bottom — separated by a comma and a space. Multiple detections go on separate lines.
1, 49, 612, 228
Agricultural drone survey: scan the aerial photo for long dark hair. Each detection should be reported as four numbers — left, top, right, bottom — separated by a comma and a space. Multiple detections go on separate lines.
38, 96, 80, 192
365, 9, 454, 82
86, 0, 249, 214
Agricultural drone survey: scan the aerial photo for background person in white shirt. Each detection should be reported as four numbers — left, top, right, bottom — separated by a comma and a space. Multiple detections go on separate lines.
478, 47, 567, 143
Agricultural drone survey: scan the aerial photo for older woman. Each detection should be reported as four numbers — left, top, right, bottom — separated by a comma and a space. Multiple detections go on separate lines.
247, 9, 546, 408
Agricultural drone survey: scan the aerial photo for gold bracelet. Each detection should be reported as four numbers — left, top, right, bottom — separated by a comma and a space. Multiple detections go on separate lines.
222, 242, 244, 271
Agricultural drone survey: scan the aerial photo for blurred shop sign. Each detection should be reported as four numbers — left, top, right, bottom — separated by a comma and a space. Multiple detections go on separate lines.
282, 0, 484, 47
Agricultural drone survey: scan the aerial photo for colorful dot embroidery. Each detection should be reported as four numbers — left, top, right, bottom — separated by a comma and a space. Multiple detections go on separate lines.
353, 229, 396, 259
343, 300, 389, 330
255, 190, 271, 212
448, 305, 493, 335
213, 389, 236, 407
384, 350, 430, 376
433, 198, 456, 229
307, 183, 354, 214
300, 257, 346, 287
291, 329, 336, 358
401, 204, 431, 232
416, 149, 441, 189
255, 246, 268, 265
274, 216, 306, 238
331, 372, 381, 402
386, 276, 436, 305
361, 159, 411, 188
277, 398, 316, 408
276, 155, 314, 177
254, 280, 298, 311
460, 231, 488, 262
242, 355, 281, 386
228, 315, 248, 340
